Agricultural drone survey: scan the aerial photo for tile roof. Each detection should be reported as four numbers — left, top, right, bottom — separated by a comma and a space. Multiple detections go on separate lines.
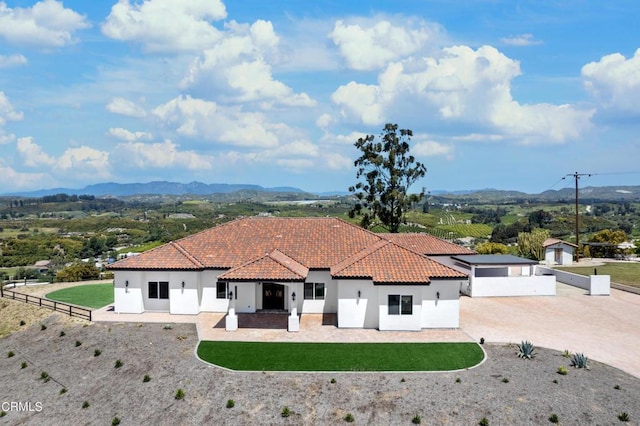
543, 238, 577, 248
218, 250, 309, 281
381, 233, 476, 255
108, 217, 468, 282
331, 240, 467, 284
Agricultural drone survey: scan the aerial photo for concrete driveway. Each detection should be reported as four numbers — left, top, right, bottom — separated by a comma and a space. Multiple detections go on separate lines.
460, 283, 640, 378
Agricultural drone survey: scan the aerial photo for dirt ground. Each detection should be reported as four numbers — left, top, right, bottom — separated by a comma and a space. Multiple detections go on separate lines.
1, 308, 638, 425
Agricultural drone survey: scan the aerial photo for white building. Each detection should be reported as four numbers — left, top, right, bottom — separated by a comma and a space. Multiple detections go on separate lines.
543, 238, 577, 266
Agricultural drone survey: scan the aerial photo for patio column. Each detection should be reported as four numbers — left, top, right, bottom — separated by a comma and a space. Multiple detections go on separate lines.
288, 289, 299, 332
225, 290, 238, 331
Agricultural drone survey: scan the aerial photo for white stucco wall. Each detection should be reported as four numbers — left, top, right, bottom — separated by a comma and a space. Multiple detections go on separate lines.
545, 244, 574, 266
114, 271, 144, 313
337, 279, 379, 328
421, 280, 462, 328
468, 275, 556, 297
168, 271, 200, 315
301, 271, 336, 314
200, 270, 228, 312
378, 285, 422, 331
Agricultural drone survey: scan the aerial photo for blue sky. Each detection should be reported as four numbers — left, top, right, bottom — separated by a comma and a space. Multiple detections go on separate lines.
1, 0, 639, 195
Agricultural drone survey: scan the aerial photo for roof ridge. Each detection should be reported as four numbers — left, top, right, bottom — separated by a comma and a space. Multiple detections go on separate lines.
268, 249, 309, 276
331, 239, 390, 275
170, 241, 204, 268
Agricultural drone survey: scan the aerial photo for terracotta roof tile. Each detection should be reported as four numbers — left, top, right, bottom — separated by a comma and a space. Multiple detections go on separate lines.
331, 240, 467, 283
107, 241, 203, 270
218, 250, 308, 281
381, 233, 476, 255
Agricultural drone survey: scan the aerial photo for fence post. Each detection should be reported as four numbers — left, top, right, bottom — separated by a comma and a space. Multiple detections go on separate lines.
69, 305, 72, 317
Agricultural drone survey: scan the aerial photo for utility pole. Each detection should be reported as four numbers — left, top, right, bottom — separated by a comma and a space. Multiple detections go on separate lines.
565, 172, 591, 263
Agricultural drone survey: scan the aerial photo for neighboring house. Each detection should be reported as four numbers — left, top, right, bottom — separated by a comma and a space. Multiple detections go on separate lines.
453, 254, 556, 297
543, 238, 576, 266
32, 260, 51, 273
107, 217, 468, 331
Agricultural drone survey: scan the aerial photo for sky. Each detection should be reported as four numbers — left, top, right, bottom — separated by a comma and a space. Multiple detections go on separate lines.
1, 0, 639, 195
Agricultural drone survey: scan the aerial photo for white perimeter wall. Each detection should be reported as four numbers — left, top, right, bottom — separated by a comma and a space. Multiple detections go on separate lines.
468, 269, 556, 297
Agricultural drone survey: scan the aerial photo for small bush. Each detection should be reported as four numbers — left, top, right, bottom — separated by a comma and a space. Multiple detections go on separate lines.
618, 412, 630, 422
143, 374, 151, 383
552, 379, 558, 384
455, 377, 461, 383
562, 349, 571, 358
19, 320, 25, 326
502, 377, 509, 383
163, 323, 173, 330
480, 337, 485, 344
40, 324, 47, 331
175, 389, 185, 400
614, 384, 621, 390
21, 362, 28, 369
82, 401, 90, 409
40, 371, 49, 382
571, 353, 589, 369
0, 411, 5, 417
59, 388, 67, 395
114, 359, 123, 369
549, 413, 559, 423
479, 418, 489, 426
59, 331, 65, 337
226, 399, 235, 408
7, 351, 14, 358
400, 377, 406, 383
281, 406, 290, 418
344, 413, 355, 423
412, 414, 422, 424
330, 378, 336, 384
557, 366, 568, 375
75, 340, 82, 347
112, 417, 121, 426
94, 349, 101, 357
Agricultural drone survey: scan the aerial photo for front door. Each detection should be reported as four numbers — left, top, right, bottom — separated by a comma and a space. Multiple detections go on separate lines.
262, 283, 285, 310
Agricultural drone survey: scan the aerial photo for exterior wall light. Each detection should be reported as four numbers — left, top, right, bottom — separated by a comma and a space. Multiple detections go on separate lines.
357, 290, 361, 298
291, 291, 296, 301
436, 291, 440, 300
181, 281, 185, 288
228, 290, 233, 300
125, 280, 129, 288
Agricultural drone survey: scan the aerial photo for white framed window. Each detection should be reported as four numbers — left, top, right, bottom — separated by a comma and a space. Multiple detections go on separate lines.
304, 282, 325, 300
149, 281, 169, 299
388, 294, 412, 315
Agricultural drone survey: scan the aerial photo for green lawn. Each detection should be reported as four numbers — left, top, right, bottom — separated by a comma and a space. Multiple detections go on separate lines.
197, 341, 484, 372
557, 262, 640, 288
45, 284, 114, 309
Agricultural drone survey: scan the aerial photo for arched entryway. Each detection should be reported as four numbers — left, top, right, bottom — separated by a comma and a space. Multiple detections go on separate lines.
262, 283, 285, 310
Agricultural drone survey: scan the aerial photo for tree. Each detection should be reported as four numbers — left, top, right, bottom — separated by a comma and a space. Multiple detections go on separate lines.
475, 241, 509, 255
588, 229, 627, 258
348, 124, 427, 232
517, 229, 550, 261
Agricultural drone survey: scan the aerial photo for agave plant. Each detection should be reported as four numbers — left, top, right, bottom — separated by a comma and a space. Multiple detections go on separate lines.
571, 353, 589, 369
517, 341, 536, 359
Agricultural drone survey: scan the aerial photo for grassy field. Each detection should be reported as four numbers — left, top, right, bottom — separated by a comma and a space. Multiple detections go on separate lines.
45, 283, 114, 309
197, 341, 484, 371
557, 262, 640, 288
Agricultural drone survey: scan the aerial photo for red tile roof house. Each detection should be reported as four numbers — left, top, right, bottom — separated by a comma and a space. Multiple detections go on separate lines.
106, 217, 471, 331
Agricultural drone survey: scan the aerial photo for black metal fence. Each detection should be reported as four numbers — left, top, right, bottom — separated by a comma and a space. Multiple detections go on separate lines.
0, 287, 92, 321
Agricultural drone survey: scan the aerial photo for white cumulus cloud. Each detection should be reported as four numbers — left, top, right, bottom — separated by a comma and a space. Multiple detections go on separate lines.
16, 136, 55, 166
329, 18, 439, 71
582, 49, 640, 114
0, 91, 22, 144
501, 34, 542, 46
0, 54, 27, 68
106, 97, 147, 118
108, 127, 153, 142
102, 0, 227, 52
55, 146, 111, 180
114, 140, 213, 170
412, 138, 453, 159
0, 0, 90, 47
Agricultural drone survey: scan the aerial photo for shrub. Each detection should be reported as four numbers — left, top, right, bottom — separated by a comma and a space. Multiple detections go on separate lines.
501, 377, 509, 383
480, 337, 485, 344
82, 401, 90, 409
549, 413, 559, 423
400, 377, 406, 383
21, 361, 28, 369
344, 413, 355, 423
114, 359, 123, 368
163, 323, 173, 330
40, 324, 47, 331
618, 412, 630, 422
175, 389, 185, 400
614, 384, 621, 390
455, 377, 461, 383
412, 414, 422, 424
517, 341, 536, 359
0, 411, 5, 417
562, 349, 571, 358
330, 378, 336, 384
7, 351, 14, 358
281, 406, 290, 418
143, 374, 151, 383
59, 331, 65, 337
94, 349, 101, 357
226, 399, 235, 408
75, 340, 82, 347
112, 417, 121, 425
59, 388, 67, 395
40, 371, 49, 382
571, 353, 589, 369
557, 366, 568, 375
19, 320, 25, 326
552, 379, 558, 384
479, 417, 489, 426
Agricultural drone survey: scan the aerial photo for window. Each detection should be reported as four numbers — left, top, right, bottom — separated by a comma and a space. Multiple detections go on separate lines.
304, 282, 325, 300
388, 294, 413, 315
216, 282, 228, 299
148, 281, 169, 299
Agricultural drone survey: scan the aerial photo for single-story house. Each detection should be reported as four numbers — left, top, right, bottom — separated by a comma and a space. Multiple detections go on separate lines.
453, 254, 556, 297
543, 238, 577, 266
107, 217, 469, 331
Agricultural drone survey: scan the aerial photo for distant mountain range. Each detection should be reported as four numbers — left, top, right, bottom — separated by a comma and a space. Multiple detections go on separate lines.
2, 181, 639, 202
